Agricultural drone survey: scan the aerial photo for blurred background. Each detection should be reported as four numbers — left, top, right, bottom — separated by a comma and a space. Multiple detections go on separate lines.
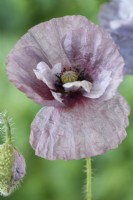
0, 0, 133, 200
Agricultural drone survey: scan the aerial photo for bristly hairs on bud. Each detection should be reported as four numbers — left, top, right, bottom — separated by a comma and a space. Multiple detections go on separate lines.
0, 112, 25, 196
0, 112, 14, 144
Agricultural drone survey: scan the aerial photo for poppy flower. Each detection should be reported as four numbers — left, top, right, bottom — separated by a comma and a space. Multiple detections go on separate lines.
6, 16, 129, 160
98, 0, 133, 75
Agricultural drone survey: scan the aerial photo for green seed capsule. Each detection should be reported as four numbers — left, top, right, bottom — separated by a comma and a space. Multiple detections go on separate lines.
61, 70, 78, 84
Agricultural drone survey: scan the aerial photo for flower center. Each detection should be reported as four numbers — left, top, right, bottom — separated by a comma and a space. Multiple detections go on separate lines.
61, 70, 78, 84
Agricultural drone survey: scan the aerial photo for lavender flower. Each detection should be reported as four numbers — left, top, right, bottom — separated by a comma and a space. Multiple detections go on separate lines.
6, 16, 129, 160
98, 0, 133, 75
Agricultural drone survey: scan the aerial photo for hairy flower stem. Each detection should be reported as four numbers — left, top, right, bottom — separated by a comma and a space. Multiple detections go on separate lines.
86, 158, 91, 200
0, 114, 12, 143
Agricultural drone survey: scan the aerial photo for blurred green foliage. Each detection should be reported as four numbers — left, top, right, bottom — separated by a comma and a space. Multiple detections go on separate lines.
0, 0, 107, 34
0, 0, 133, 200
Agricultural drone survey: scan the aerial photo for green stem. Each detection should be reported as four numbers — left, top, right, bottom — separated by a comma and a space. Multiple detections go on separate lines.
86, 158, 91, 200
0, 114, 12, 143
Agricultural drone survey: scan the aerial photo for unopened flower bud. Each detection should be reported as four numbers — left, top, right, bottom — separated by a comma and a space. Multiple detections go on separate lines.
0, 113, 26, 196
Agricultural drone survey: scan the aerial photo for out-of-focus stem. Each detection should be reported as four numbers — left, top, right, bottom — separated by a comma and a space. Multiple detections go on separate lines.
0, 114, 12, 143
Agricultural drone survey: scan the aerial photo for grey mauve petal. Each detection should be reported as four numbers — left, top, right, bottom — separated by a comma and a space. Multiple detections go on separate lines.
98, 0, 120, 31
34, 62, 57, 90
7, 16, 105, 105
6, 15, 126, 105
112, 35, 133, 75
63, 28, 124, 99
7, 46, 52, 102
7, 46, 63, 107
63, 80, 92, 94
30, 94, 129, 160
13, 150, 26, 182
109, 20, 133, 37
51, 91, 63, 104
34, 62, 62, 90
7, 16, 91, 71
98, 0, 133, 31
98, 0, 133, 74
